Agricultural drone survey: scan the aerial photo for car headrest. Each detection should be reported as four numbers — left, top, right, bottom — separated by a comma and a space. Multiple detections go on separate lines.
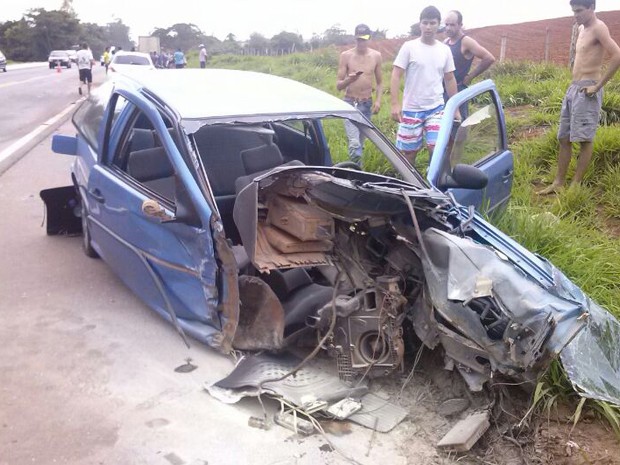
241, 143, 284, 174
127, 147, 175, 182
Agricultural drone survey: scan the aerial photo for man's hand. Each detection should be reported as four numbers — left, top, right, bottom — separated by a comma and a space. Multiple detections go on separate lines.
391, 103, 402, 123
462, 74, 472, 86
372, 101, 381, 114
454, 109, 462, 122
580, 84, 599, 97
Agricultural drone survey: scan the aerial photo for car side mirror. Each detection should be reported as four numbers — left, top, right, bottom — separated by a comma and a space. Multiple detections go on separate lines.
437, 164, 488, 190
52, 135, 78, 156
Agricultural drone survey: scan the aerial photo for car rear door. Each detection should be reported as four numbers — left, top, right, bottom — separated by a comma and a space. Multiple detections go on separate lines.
83, 90, 222, 342
427, 80, 513, 213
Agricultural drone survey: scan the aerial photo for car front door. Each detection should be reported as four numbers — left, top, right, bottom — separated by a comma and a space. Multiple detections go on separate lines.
83, 91, 222, 344
427, 80, 513, 213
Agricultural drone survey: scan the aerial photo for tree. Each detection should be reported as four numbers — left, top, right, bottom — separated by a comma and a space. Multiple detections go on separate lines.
323, 25, 351, 46
151, 23, 205, 52
247, 32, 270, 55
26, 8, 81, 59
409, 23, 421, 37
271, 31, 303, 55
2, 19, 35, 61
107, 19, 133, 51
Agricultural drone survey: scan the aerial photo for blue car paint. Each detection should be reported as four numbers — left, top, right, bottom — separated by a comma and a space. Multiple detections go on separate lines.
79, 83, 230, 347
429, 80, 514, 212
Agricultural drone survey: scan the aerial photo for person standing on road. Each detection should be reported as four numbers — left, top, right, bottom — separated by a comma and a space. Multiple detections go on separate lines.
538, 0, 620, 194
174, 48, 186, 69
76, 43, 95, 96
103, 47, 111, 74
443, 10, 495, 116
199, 44, 208, 69
390, 6, 459, 165
336, 24, 383, 165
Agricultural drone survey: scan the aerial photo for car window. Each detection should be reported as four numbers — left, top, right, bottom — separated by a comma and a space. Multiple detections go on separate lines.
448, 91, 503, 168
72, 81, 115, 151
113, 55, 150, 65
111, 107, 178, 203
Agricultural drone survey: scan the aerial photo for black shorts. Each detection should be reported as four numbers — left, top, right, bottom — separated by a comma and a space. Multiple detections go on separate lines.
79, 68, 92, 83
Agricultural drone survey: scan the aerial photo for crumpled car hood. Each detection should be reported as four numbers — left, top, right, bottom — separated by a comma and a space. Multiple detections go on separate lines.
234, 167, 620, 405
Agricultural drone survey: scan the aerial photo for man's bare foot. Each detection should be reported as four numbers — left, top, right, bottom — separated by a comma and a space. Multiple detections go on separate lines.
536, 183, 563, 195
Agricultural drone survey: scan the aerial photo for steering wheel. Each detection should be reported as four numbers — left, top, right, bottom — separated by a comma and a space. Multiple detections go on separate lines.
333, 161, 361, 170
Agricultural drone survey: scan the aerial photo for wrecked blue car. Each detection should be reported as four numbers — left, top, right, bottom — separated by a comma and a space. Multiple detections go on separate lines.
42, 69, 619, 406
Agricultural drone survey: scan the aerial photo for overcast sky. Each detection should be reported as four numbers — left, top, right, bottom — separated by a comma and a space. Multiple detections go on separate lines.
2, 0, 619, 41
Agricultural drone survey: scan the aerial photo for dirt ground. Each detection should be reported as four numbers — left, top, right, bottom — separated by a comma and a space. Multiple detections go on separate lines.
362, 348, 620, 465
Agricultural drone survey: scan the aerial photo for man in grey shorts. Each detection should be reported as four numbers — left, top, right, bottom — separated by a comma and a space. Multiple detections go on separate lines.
538, 0, 620, 194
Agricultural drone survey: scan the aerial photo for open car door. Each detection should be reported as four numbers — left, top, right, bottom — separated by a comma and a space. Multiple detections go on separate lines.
427, 80, 513, 213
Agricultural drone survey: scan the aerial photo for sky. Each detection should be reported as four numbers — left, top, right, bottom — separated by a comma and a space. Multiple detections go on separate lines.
2, 0, 619, 42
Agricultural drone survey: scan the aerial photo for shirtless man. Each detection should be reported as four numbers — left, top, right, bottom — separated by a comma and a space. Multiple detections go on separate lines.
336, 24, 383, 164
538, 0, 620, 194
444, 10, 495, 106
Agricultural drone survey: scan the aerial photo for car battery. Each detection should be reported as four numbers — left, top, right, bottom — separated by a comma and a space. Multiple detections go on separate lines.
267, 195, 334, 242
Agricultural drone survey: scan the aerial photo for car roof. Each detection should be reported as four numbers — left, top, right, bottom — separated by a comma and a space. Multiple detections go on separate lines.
115, 69, 356, 121
113, 51, 151, 58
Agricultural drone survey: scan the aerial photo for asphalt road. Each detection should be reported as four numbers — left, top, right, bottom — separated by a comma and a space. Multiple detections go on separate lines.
0, 119, 416, 464
0, 63, 106, 154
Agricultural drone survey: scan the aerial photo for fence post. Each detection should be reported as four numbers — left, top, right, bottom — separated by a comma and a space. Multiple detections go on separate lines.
500, 35, 507, 62
544, 27, 550, 62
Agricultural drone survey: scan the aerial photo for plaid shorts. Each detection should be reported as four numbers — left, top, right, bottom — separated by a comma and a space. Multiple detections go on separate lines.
396, 105, 444, 152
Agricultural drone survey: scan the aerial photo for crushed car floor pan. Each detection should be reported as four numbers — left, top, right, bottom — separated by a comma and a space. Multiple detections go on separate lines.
206, 353, 407, 432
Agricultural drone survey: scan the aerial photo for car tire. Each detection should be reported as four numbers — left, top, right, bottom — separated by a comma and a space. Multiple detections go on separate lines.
81, 200, 99, 258
49, 63, 53, 69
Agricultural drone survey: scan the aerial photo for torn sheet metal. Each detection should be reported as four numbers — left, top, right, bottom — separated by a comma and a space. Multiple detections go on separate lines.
561, 301, 620, 406
205, 353, 407, 432
419, 228, 588, 390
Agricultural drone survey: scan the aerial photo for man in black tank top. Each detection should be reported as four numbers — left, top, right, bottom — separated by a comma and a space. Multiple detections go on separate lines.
444, 10, 495, 93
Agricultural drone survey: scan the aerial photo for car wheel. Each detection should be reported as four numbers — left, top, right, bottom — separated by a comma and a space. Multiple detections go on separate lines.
81, 200, 99, 258
49, 63, 53, 69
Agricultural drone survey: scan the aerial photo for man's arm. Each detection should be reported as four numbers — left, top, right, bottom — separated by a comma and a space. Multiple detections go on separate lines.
462, 37, 495, 86
444, 71, 461, 120
372, 52, 383, 113
585, 22, 620, 95
390, 66, 404, 122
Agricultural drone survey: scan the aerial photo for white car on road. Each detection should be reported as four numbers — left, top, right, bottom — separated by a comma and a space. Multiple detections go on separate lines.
108, 51, 155, 75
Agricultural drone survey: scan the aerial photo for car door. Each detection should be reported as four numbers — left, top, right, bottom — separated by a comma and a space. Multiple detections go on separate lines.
83, 90, 222, 340
427, 80, 513, 213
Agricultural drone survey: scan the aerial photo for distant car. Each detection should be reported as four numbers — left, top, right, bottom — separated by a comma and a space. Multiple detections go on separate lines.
108, 51, 155, 74
41, 69, 620, 408
0, 50, 6, 72
66, 49, 78, 63
48, 50, 71, 69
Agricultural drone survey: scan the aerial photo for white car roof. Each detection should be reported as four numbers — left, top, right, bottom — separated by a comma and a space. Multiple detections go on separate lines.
119, 69, 356, 121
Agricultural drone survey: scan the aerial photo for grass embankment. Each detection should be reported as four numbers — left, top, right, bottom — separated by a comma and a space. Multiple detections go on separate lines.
203, 51, 620, 432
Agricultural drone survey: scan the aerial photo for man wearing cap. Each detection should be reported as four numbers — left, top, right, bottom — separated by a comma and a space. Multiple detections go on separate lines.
336, 24, 383, 165
199, 44, 208, 69
390, 6, 459, 165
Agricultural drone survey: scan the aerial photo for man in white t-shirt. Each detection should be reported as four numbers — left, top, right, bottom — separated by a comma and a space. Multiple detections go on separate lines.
390, 5, 459, 164
76, 43, 95, 96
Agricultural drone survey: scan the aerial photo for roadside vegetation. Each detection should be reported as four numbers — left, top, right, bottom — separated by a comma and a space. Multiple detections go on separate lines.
203, 51, 620, 436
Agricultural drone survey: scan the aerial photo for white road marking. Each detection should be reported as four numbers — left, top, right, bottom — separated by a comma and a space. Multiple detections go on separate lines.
0, 100, 83, 174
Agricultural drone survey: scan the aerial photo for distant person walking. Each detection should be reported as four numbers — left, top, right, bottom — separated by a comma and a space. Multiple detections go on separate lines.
199, 44, 208, 68
336, 24, 383, 164
443, 10, 495, 113
390, 6, 459, 165
539, 0, 620, 194
103, 46, 111, 74
76, 43, 95, 96
174, 48, 186, 69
